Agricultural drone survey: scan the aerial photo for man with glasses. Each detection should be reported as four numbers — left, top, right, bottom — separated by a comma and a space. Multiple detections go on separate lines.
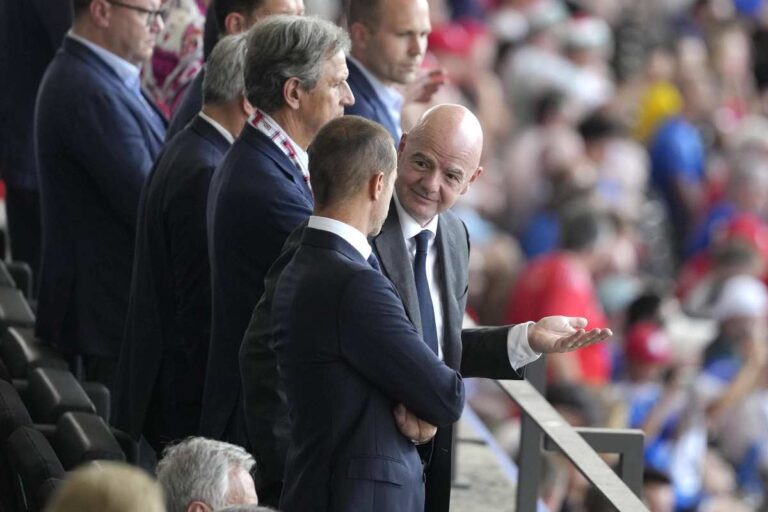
34, 0, 167, 390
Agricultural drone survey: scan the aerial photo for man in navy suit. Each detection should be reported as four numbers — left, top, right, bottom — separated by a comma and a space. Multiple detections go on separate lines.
274, 114, 465, 512
166, 0, 304, 140
35, 0, 167, 388
114, 33, 251, 453
240, 104, 612, 510
202, 15, 354, 448
345, 0, 444, 142
0, 0, 71, 276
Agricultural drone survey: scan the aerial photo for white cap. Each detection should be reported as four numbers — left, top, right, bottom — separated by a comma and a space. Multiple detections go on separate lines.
710, 274, 768, 321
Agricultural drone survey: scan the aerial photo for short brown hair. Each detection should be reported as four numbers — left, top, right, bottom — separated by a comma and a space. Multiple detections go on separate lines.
308, 116, 397, 209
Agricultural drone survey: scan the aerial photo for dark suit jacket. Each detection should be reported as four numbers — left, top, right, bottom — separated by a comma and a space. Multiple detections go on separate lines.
166, 68, 204, 140
344, 58, 400, 143
240, 204, 521, 511
0, 0, 71, 189
35, 37, 165, 356
202, 123, 313, 444
274, 227, 465, 512
114, 116, 230, 450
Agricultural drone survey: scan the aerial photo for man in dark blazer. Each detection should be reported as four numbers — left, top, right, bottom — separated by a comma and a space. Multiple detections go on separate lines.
0, 0, 71, 276
240, 104, 611, 510
34, 0, 166, 388
166, 0, 304, 140
201, 16, 353, 447
274, 114, 465, 512
345, 0, 445, 142
113, 33, 251, 453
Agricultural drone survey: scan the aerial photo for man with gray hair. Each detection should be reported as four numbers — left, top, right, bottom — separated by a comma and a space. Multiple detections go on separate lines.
157, 437, 259, 512
114, 33, 252, 453
201, 15, 354, 452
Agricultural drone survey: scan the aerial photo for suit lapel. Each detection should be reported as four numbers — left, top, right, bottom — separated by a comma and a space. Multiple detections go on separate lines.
346, 59, 400, 142
435, 215, 463, 369
242, 125, 313, 205
373, 204, 422, 333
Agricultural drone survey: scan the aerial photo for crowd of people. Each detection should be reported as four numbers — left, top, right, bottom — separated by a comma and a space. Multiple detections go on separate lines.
3, 0, 768, 510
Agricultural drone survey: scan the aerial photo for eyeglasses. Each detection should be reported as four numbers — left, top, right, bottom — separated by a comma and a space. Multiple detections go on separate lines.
105, 0, 167, 27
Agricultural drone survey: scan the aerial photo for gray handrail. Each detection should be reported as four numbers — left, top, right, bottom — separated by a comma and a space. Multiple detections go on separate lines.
497, 375, 648, 511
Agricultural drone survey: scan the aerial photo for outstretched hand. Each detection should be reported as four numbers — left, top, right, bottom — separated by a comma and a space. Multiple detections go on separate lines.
527, 316, 612, 354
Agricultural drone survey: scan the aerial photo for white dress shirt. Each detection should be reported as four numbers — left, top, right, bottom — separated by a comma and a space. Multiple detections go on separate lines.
198, 112, 235, 144
393, 194, 539, 371
307, 216, 372, 260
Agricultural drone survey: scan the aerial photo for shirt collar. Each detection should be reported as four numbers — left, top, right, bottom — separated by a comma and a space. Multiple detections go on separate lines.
393, 192, 438, 243
308, 216, 372, 260
252, 110, 309, 172
67, 30, 141, 89
348, 56, 404, 131
198, 112, 235, 144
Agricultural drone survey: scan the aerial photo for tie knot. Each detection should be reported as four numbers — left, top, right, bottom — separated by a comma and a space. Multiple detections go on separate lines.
414, 230, 431, 254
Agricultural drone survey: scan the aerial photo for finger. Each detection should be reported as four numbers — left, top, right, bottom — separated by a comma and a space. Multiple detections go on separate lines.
567, 317, 588, 329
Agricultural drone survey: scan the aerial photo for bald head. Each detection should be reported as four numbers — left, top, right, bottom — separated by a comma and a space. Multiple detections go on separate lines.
394, 104, 484, 225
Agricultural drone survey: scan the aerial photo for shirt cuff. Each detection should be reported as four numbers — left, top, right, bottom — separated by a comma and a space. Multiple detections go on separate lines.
507, 322, 540, 372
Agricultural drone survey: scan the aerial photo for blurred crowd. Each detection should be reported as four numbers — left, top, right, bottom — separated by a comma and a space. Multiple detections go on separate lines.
407, 0, 768, 510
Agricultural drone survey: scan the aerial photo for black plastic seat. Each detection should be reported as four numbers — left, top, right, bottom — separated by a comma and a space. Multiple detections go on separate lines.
5, 426, 66, 512
7, 261, 33, 300
0, 287, 35, 329
81, 381, 110, 423
0, 380, 33, 445
24, 367, 96, 424
0, 327, 67, 379
53, 412, 125, 469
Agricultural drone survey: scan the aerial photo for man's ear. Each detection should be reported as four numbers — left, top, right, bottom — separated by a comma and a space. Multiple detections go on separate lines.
224, 12, 247, 35
397, 133, 408, 155
370, 171, 385, 200
186, 501, 212, 512
283, 77, 302, 110
90, 0, 111, 28
461, 166, 483, 195
242, 94, 254, 116
348, 22, 369, 52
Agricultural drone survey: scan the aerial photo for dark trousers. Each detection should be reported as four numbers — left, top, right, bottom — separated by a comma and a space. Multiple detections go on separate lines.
5, 186, 41, 278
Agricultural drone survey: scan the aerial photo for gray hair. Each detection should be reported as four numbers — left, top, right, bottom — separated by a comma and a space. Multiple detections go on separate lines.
244, 15, 350, 113
156, 437, 256, 512
203, 33, 249, 105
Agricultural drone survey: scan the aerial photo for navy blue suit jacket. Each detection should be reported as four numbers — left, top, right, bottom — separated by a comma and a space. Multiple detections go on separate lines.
166, 68, 204, 140
114, 115, 230, 450
0, 0, 71, 189
35, 37, 166, 355
345, 58, 400, 143
273, 227, 465, 512
202, 123, 313, 443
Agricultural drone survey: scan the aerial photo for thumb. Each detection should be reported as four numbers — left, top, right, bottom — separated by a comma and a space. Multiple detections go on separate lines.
569, 317, 588, 329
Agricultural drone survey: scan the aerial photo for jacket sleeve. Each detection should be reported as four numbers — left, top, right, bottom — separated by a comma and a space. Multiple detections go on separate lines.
338, 269, 465, 427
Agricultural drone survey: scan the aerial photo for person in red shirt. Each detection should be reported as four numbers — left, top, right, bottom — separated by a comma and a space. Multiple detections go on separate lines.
505, 206, 617, 385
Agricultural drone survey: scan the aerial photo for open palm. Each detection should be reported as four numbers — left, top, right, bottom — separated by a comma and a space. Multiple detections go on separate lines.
528, 316, 612, 354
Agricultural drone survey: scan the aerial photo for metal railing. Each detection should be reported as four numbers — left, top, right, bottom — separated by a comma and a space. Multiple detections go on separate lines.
503, 357, 647, 511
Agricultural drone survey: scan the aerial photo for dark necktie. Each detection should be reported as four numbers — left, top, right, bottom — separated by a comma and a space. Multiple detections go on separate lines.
367, 253, 381, 272
413, 230, 438, 355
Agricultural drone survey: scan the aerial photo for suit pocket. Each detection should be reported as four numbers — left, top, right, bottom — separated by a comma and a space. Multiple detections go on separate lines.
346, 456, 408, 486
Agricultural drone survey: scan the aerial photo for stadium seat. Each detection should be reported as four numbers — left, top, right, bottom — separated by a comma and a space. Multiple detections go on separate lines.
0, 287, 35, 330
0, 327, 67, 379
24, 368, 96, 424
5, 426, 65, 512
53, 412, 125, 470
